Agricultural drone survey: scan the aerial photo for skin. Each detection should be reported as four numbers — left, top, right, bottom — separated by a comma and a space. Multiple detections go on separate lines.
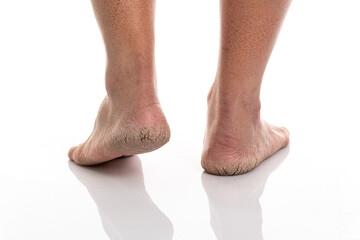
68, 0, 170, 165
68, 0, 291, 175
201, 0, 291, 175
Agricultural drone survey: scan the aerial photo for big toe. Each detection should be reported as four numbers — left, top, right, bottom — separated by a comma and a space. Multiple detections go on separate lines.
280, 126, 290, 136
68, 145, 83, 163
68, 146, 77, 161
277, 126, 290, 147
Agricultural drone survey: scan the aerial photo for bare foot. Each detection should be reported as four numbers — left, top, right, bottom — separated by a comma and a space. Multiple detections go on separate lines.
201, 83, 289, 176
68, 69, 170, 165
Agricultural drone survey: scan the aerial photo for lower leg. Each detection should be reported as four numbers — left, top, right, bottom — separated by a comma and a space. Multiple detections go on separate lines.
202, 0, 291, 175
68, 0, 170, 165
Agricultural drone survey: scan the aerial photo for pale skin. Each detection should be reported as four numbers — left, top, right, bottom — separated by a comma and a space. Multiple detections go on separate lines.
68, 0, 291, 175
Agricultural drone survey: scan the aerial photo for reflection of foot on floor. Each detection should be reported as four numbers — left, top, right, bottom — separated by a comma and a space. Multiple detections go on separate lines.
202, 146, 289, 240
69, 156, 174, 240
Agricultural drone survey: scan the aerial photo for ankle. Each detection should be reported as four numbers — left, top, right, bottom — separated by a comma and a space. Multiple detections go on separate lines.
207, 80, 261, 123
106, 50, 155, 84
104, 58, 157, 104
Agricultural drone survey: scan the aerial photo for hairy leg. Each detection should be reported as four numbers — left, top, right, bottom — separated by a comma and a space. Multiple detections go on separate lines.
68, 0, 170, 165
202, 0, 291, 175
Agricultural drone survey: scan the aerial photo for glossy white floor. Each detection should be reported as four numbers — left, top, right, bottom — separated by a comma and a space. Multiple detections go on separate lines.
1, 0, 360, 239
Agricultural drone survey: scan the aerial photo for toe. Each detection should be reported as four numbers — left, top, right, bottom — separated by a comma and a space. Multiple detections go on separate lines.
268, 124, 290, 149
68, 146, 77, 161
278, 126, 290, 147
280, 126, 290, 136
68, 144, 85, 164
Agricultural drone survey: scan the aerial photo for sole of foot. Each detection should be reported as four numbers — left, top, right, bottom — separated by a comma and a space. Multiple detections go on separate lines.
68, 96, 170, 165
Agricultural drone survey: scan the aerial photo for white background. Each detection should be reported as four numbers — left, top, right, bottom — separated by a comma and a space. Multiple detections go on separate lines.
0, 0, 360, 239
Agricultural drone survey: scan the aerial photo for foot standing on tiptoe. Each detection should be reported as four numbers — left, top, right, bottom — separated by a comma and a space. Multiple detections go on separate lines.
68, 0, 170, 165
